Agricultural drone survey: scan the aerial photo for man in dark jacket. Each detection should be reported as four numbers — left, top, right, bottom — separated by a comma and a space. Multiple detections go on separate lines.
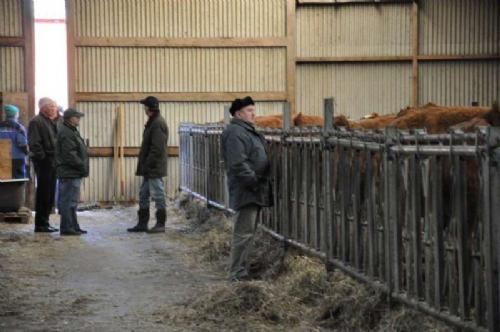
221, 96, 273, 281
28, 98, 59, 233
128, 96, 169, 233
55, 109, 89, 236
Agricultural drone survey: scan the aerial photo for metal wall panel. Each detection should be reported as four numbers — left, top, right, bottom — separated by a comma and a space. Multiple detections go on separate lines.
0, 47, 24, 91
419, 0, 499, 55
419, 60, 500, 107
0, 0, 22, 37
74, 0, 286, 38
297, 63, 412, 118
297, 4, 412, 57
81, 156, 181, 201
77, 101, 284, 147
75, 47, 286, 93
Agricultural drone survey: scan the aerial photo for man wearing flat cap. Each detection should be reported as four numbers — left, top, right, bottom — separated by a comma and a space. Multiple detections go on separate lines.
55, 108, 89, 236
128, 96, 169, 233
28, 97, 59, 233
222, 96, 273, 281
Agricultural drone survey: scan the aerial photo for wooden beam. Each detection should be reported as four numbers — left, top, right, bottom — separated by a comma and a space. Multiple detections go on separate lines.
287, 0, 297, 115
411, 1, 419, 107
0, 37, 24, 47
88, 146, 179, 158
66, 0, 76, 107
75, 92, 287, 103
417, 55, 500, 61
297, 56, 413, 63
74, 37, 288, 48
298, 0, 413, 5
22, 0, 35, 118
296, 55, 500, 63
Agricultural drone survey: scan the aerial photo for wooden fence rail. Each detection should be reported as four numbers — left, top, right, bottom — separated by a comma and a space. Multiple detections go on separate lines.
178, 100, 500, 332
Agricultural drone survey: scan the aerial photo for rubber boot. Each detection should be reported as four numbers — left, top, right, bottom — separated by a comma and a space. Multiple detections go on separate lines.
127, 208, 150, 232
147, 208, 166, 234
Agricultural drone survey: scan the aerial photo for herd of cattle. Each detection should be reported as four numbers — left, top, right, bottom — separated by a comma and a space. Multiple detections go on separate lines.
254, 102, 499, 134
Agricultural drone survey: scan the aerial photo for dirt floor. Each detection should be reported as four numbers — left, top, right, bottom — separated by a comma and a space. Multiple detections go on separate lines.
0, 203, 223, 332
0, 197, 453, 332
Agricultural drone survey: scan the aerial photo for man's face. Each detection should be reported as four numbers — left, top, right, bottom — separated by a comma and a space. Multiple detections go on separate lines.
69, 116, 81, 127
144, 105, 154, 117
41, 102, 58, 118
235, 105, 256, 124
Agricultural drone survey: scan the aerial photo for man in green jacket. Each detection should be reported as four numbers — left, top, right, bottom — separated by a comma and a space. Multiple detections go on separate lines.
55, 109, 89, 236
128, 96, 169, 233
222, 96, 273, 281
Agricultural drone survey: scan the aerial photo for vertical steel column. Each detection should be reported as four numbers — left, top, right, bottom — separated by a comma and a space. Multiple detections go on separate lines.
282, 102, 292, 237
483, 127, 500, 332
323, 98, 334, 270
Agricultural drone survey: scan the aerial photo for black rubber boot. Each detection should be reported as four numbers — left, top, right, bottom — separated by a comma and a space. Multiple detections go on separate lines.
127, 208, 150, 232
147, 208, 166, 234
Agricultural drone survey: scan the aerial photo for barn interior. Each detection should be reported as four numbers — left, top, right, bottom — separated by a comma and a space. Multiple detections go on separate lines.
0, 0, 499, 331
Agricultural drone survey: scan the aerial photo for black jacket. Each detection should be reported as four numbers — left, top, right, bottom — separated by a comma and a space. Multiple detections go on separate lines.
136, 113, 169, 178
221, 118, 273, 211
55, 122, 89, 178
28, 114, 57, 164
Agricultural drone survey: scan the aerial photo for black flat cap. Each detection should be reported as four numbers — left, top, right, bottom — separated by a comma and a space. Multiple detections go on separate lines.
63, 108, 84, 119
140, 96, 160, 109
229, 96, 255, 116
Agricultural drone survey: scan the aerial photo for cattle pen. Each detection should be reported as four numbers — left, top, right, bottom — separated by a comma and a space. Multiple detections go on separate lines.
179, 99, 500, 332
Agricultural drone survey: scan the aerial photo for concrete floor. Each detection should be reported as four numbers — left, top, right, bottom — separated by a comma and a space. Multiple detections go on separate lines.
0, 205, 222, 332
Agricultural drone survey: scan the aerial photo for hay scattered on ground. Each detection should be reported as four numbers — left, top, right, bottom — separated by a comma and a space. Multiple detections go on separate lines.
167, 195, 452, 331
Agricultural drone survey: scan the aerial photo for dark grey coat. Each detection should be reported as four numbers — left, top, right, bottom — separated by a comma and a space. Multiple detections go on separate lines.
28, 114, 58, 164
136, 113, 169, 178
221, 118, 273, 211
55, 121, 89, 179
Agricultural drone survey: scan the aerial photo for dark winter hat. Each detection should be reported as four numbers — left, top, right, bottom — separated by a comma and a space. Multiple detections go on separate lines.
140, 96, 160, 110
63, 108, 84, 119
229, 96, 255, 116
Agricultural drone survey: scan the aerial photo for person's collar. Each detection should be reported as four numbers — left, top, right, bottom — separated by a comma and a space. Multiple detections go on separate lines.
63, 120, 77, 130
231, 118, 256, 131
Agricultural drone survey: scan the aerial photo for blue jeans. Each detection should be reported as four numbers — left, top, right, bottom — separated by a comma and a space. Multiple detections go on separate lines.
139, 177, 166, 210
59, 178, 81, 232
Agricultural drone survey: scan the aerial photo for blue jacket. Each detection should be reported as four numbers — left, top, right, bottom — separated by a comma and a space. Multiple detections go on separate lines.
0, 119, 28, 160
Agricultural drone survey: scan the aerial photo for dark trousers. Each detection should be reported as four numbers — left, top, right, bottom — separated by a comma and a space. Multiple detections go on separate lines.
59, 178, 82, 232
12, 159, 26, 179
33, 159, 57, 228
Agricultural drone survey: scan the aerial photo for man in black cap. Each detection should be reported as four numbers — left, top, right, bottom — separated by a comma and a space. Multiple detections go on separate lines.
221, 96, 273, 281
55, 108, 89, 236
128, 96, 169, 233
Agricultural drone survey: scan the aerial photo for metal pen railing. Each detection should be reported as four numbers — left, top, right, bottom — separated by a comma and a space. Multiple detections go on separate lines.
178, 99, 500, 332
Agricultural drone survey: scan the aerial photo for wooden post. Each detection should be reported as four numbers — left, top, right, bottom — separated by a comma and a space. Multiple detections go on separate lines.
286, 0, 297, 115
22, 0, 34, 116
411, 1, 419, 107
66, 0, 76, 108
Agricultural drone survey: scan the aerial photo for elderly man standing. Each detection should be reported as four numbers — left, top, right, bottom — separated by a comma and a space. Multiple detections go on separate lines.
28, 98, 59, 233
127, 96, 169, 233
221, 97, 273, 281
56, 109, 88, 236
0, 104, 28, 178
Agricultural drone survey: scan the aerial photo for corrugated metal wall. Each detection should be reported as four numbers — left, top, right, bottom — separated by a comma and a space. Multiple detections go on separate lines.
295, 0, 499, 119
0, 0, 23, 37
419, 60, 499, 106
71, 0, 287, 201
0, 0, 24, 92
297, 4, 412, 57
75, 47, 286, 92
297, 63, 412, 117
74, 0, 285, 38
419, 0, 499, 55
0, 47, 24, 91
